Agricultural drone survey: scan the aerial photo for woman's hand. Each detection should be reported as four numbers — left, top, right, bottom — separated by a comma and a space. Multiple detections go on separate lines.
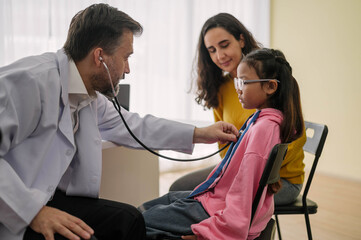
30, 206, 94, 240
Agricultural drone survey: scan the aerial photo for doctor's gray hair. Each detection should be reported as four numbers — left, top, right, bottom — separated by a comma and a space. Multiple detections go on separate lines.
64, 3, 143, 62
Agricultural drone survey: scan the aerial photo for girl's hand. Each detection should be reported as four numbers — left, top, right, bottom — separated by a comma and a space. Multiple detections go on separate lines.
181, 235, 197, 240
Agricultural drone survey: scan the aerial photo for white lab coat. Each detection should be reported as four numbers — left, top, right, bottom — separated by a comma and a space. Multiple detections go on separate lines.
0, 49, 195, 240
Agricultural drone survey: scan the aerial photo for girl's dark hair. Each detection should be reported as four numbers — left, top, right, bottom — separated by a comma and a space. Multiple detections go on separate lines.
64, 3, 143, 62
194, 13, 261, 109
243, 48, 304, 143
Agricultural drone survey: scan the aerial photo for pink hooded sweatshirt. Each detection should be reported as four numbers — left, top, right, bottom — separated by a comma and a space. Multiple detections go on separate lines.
192, 108, 283, 240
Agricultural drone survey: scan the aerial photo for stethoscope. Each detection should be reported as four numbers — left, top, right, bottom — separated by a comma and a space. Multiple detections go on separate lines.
99, 56, 231, 161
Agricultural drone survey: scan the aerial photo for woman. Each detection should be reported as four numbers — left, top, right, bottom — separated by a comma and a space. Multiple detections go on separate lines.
171, 13, 306, 205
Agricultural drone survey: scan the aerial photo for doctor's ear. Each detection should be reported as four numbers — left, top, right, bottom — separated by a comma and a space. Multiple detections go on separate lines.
93, 48, 104, 66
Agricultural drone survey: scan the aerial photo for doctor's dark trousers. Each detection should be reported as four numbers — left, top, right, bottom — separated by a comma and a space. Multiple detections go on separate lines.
23, 190, 146, 240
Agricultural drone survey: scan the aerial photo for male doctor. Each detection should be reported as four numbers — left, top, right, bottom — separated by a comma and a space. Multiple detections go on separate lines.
0, 3, 239, 240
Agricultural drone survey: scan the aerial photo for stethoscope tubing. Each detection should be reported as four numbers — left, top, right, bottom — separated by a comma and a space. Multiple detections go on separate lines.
111, 97, 231, 161
100, 58, 230, 161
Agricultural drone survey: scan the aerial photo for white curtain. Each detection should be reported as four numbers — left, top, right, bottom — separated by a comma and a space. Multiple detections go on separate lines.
0, 0, 270, 171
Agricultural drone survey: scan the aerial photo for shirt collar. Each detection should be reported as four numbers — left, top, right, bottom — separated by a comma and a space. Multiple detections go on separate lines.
67, 61, 96, 116
68, 60, 89, 95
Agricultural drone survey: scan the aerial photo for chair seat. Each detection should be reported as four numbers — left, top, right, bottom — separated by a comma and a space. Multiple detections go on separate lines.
275, 195, 318, 215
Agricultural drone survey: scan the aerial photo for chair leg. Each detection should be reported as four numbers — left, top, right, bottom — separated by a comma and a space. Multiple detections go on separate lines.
275, 215, 282, 240
304, 212, 313, 240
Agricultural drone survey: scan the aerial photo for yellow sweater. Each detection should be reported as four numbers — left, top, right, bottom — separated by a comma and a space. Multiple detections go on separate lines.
213, 77, 306, 184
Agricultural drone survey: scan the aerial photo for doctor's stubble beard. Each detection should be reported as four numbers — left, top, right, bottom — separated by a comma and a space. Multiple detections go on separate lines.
91, 70, 122, 99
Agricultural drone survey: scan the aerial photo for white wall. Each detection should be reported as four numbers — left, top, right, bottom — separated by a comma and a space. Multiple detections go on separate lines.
271, 0, 361, 181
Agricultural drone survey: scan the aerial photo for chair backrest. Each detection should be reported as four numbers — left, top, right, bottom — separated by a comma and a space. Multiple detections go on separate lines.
251, 143, 289, 225
302, 121, 328, 202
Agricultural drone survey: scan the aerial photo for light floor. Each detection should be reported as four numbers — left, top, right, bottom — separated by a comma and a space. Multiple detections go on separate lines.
159, 169, 361, 240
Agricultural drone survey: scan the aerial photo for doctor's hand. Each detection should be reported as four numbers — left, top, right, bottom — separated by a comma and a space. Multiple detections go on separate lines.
30, 206, 94, 240
193, 121, 238, 144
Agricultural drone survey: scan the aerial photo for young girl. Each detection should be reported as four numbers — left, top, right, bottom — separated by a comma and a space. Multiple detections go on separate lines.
171, 13, 306, 206
140, 48, 304, 240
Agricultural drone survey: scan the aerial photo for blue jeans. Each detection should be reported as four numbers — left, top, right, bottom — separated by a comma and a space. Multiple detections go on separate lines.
139, 191, 210, 239
274, 178, 303, 205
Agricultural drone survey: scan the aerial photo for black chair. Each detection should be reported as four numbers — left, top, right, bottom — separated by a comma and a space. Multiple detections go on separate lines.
274, 121, 328, 240
253, 143, 289, 240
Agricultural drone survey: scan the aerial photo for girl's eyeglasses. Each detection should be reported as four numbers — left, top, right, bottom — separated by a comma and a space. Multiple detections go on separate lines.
234, 78, 280, 91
